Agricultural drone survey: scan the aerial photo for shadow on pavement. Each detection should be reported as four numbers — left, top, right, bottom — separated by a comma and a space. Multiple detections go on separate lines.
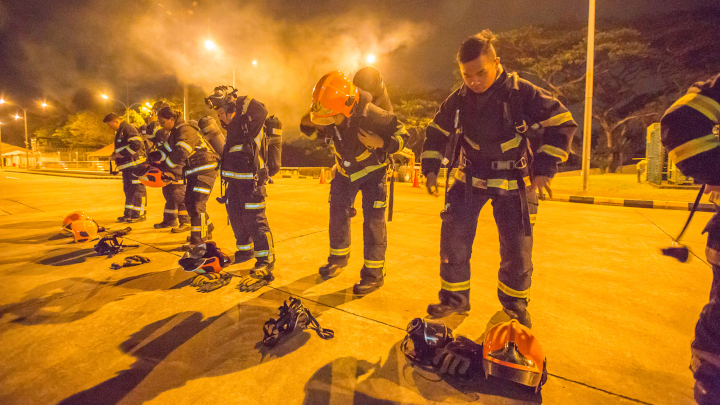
56, 274, 357, 405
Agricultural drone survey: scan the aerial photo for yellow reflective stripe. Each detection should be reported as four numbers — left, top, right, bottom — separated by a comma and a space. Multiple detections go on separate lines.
455, 171, 524, 190
373, 200, 387, 208
258, 156, 265, 169
254, 250, 270, 257
186, 163, 218, 174
115, 145, 131, 153
128, 136, 143, 143
538, 111, 574, 127
178, 210, 188, 215
364, 259, 384, 268
193, 187, 211, 194
394, 126, 407, 150
501, 134, 523, 153
164, 142, 173, 152
245, 202, 266, 209
131, 180, 141, 184
158, 150, 167, 162
124, 205, 134, 209
529, 214, 537, 224
140, 197, 146, 215
464, 135, 480, 150
273, 128, 282, 135
229, 145, 243, 153
538, 145, 569, 162
117, 157, 147, 171
191, 226, 202, 231
153, 126, 162, 136
487, 178, 517, 190
242, 97, 253, 114
441, 279, 471, 292
356, 149, 372, 161
668, 90, 720, 123
428, 121, 450, 137
166, 158, 177, 168
222, 170, 253, 179
164, 209, 178, 214
330, 246, 351, 256
176, 141, 192, 152
498, 280, 529, 299
668, 134, 719, 163
349, 163, 387, 182
237, 243, 254, 251
421, 150, 443, 160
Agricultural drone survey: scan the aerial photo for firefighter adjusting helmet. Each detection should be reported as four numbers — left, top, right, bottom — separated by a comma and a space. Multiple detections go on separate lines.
482, 319, 547, 392
310, 71, 358, 125
205, 86, 238, 113
69, 219, 99, 243
139, 168, 168, 188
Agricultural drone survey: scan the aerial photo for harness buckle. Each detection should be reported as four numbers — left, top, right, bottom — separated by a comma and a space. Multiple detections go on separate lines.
515, 120, 528, 134
514, 156, 528, 169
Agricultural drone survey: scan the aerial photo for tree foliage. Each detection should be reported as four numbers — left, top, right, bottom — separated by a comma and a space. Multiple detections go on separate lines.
53, 111, 115, 149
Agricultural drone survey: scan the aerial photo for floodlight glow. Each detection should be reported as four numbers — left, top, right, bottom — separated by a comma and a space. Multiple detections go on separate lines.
41, 102, 48, 107
252, 60, 258, 66
0, 99, 4, 104
14, 114, 20, 120
205, 40, 217, 51
101, 94, 109, 99
145, 102, 152, 108
366, 54, 376, 64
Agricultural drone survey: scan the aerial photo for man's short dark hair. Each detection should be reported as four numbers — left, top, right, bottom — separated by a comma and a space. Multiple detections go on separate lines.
103, 113, 121, 123
157, 106, 181, 120
457, 29, 497, 64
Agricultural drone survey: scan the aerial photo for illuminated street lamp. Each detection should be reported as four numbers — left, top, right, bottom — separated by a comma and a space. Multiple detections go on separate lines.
366, 54, 376, 64
100, 94, 142, 122
2, 100, 49, 169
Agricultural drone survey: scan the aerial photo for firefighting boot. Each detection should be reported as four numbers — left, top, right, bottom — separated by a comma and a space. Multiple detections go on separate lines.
237, 261, 275, 292
427, 302, 471, 318
171, 223, 191, 233
234, 251, 254, 264
117, 215, 129, 222
185, 223, 214, 241
353, 274, 384, 296
126, 215, 146, 223
154, 219, 179, 229
319, 260, 348, 279
503, 308, 532, 329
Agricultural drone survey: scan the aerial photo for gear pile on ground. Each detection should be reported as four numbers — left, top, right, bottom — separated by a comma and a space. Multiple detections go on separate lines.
262, 297, 334, 347
179, 241, 235, 292
110, 255, 151, 270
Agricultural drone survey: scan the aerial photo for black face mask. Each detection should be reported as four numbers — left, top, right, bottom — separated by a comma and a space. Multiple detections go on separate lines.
220, 120, 228, 130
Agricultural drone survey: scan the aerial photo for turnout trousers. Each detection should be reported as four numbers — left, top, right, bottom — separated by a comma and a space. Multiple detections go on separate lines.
438, 181, 538, 314
121, 168, 147, 219
328, 168, 387, 281
185, 169, 217, 244
226, 181, 275, 265
692, 209, 720, 404
162, 182, 190, 224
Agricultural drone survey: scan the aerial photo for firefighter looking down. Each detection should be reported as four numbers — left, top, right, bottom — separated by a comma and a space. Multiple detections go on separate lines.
150, 107, 219, 248
104, 112, 148, 223
205, 86, 277, 292
306, 71, 409, 296
660, 72, 720, 404
421, 30, 577, 326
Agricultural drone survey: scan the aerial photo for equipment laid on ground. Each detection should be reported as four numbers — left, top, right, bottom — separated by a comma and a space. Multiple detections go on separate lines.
110, 255, 151, 269
483, 319, 547, 392
402, 318, 547, 392
179, 241, 235, 292
94, 227, 137, 257
61, 211, 105, 243
262, 297, 334, 347
662, 185, 706, 263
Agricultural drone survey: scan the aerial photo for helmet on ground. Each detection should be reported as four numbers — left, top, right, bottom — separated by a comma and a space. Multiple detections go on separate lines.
139, 168, 168, 188
482, 319, 547, 392
310, 71, 358, 125
69, 220, 99, 243
205, 86, 238, 113
62, 211, 92, 228
179, 241, 234, 274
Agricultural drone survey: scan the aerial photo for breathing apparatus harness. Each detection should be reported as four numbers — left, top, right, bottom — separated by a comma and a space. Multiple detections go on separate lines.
262, 297, 334, 347
94, 227, 138, 257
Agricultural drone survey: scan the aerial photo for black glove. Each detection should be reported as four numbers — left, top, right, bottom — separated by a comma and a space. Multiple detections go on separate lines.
148, 150, 163, 164
425, 172, 439, 197
432, 336, 482, 377
160, 171, 176, 182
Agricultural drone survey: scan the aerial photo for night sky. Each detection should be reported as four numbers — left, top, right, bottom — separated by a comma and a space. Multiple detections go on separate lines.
0, 0, 717, 143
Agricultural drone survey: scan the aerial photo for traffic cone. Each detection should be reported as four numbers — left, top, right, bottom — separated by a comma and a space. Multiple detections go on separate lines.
319, 167, 326, 184
412, 169, 420, 188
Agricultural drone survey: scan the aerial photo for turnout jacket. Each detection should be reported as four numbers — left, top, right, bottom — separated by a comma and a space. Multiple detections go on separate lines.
114, 121, 147, 171
156, 118, 218, 177
661, 72, 720, 185
220, 96, 269, 183
422, 67, 577, 194
302, 90, 408, 182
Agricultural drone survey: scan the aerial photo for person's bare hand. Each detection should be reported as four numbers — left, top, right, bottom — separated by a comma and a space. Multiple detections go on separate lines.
532, 175, 553, 198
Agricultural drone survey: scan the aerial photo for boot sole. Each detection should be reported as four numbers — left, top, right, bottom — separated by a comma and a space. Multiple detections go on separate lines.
427, 306, 471, 318
353, 279, 384, 296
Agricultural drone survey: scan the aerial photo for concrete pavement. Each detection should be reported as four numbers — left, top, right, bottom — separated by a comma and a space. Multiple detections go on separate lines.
0, 171, 714, 404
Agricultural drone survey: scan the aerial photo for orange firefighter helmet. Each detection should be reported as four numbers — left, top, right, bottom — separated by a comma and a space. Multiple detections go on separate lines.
62, 211, 92, 228
69, 219, 99, 243
482, 319, 547, 392
139, 168, 168, 188
310, 71, 358, 125
178, 241, 235, 274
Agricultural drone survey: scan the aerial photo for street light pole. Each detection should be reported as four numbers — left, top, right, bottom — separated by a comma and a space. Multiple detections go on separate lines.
23, 108, 29, 169
581, 0, 596, 191
0, 122, 3, 170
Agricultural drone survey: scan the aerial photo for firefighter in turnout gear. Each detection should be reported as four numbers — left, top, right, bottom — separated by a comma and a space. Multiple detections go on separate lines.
151, 107, 219, 247
307, 71, 409, 296
421, 31, 576, 326
205, 86, 276, 292
146, 101, 191, 231
661, 72, 720, 404
104, 113, 148, 223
